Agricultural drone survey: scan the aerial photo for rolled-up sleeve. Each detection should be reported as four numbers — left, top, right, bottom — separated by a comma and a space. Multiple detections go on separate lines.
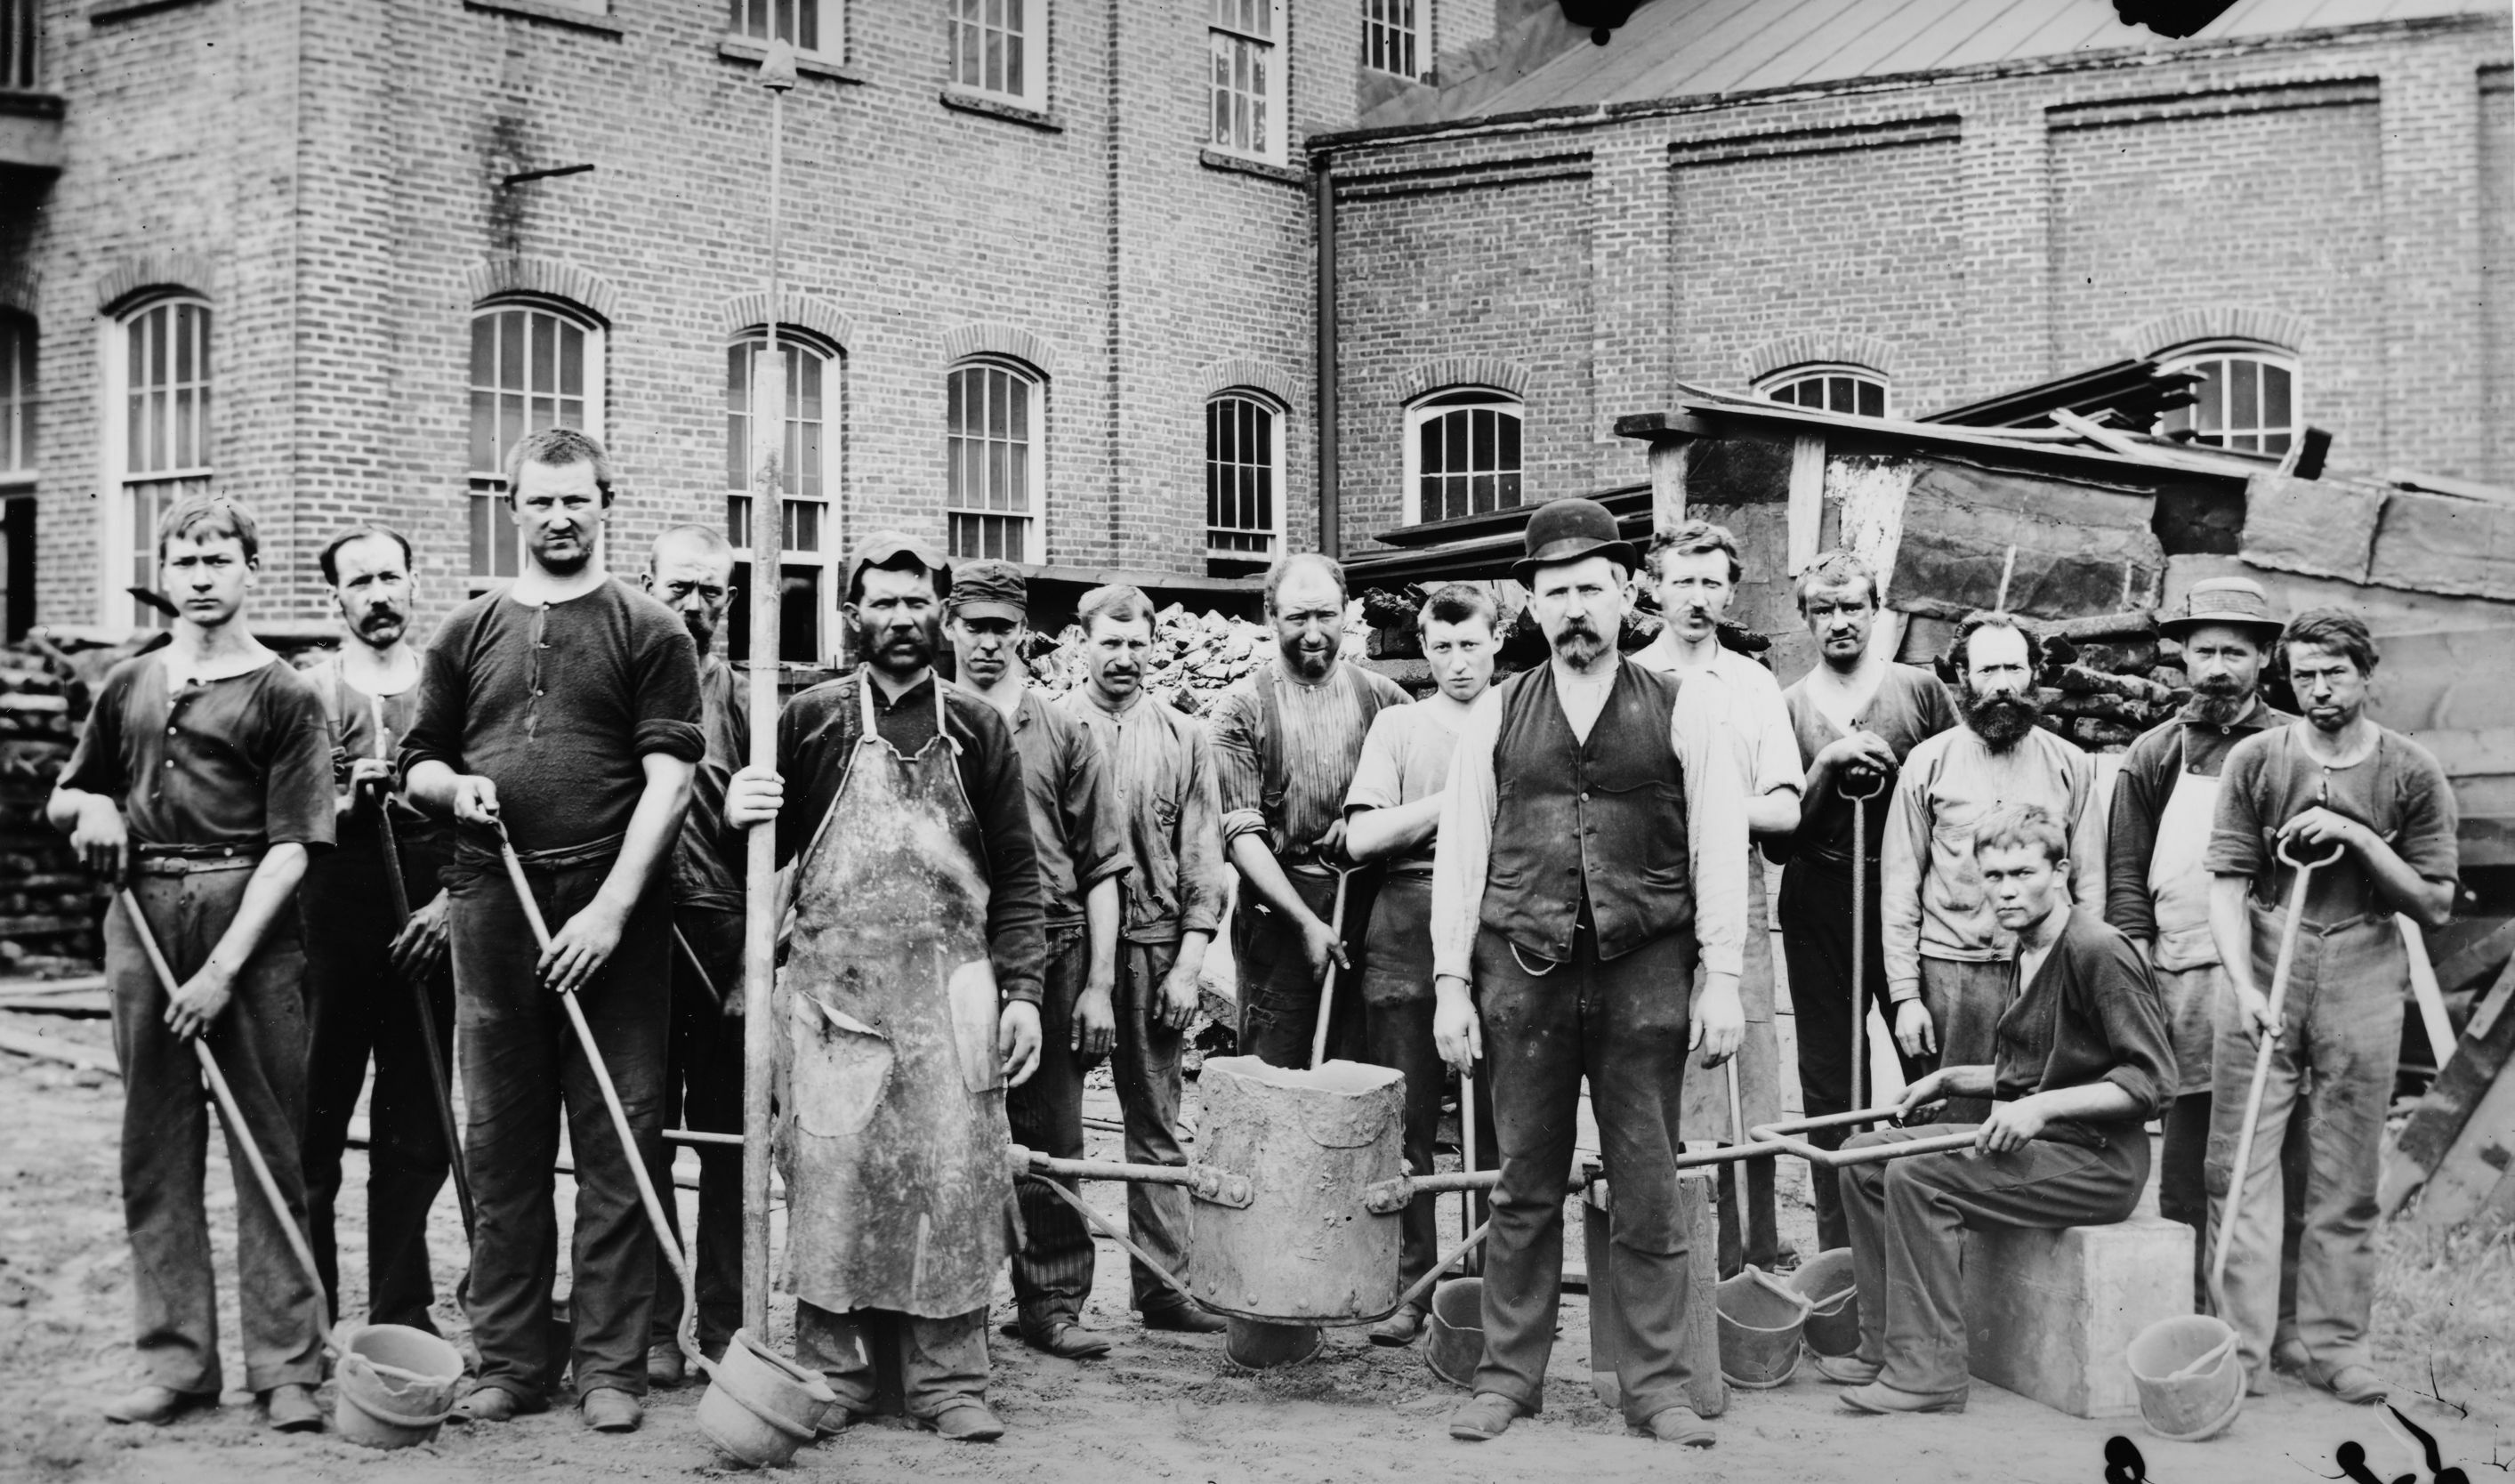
1176, 721, 1229, 939
2092, 931, 2174, 1120
1429, 690, 1503, 984
630, 614, 707, 764
1881, 748, 1934, 1001
1671, 691, 1747, 981
1208, 683, 1268, 851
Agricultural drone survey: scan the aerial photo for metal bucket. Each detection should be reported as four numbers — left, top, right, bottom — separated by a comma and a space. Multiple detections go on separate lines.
1189, 1056, 1406, 1323
1424, 1278, 1484, 1388
1716, 1265, 1811, 1389
331, 1322, 464, 1450
1788, 1248, 1859, 1358
697, 1328, 840, 1469
2126, 1315, 2244, 1443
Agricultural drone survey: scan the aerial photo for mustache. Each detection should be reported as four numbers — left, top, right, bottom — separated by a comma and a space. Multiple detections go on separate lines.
2194, 673, 2244, 695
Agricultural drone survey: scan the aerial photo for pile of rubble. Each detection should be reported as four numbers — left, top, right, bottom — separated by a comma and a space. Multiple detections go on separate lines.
1024, 601, 1366, 716
0, 641, 104, 967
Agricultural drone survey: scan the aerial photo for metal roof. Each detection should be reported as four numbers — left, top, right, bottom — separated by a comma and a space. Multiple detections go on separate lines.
1449, 0, 2488, 120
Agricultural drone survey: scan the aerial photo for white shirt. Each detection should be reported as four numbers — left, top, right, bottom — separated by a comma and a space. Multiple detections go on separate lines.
1429, 654, 1749, 983
1629, 639, 1804, 803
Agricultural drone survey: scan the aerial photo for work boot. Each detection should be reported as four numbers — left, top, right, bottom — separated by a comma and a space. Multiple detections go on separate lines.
1368, 1304, 1427, 1348
1839, 1381, 1966, 1415
1003, 1320, 1111, 1360
646, 1343, 686, 1389
1640, 1405, 1715, 1447
102, 1385, 215, 1426
262, 1384, 324, 1434
1447, 1392, 1528, 1441
1810, 1353, 1882, 1385
2271, 1338, 2311, 1375
448, 1383, 540, 1424
2314, 1363, 2388, 1406
1141, 1303, 1228, 1335
919, 1400, 1005, 1442
580, 1387, 642, 1432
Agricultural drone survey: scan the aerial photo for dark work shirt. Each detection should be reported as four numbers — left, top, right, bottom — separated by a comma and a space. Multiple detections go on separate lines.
1993, 909, 2175, 1148
302, 653, 452, 869
1004, 687, 1128, 930
2102, 696, 2290, 944
672, 655, 751, 913
772, 669, 1048, 1005
402, 579, 705, 859
1779, 663, 1959, 872
60, 652, 335, 854
2205, 722, 2460, 928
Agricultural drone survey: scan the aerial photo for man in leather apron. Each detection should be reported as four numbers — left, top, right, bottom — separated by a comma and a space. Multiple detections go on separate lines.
725, 533, 1048, 1444
2103, 577, 2301, 1311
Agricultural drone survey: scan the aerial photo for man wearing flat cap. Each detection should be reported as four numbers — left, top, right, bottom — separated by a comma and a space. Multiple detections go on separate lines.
1428, 497, 1747, 1448
725, 533, 1048, 1442
2104, 577, 2301, 1309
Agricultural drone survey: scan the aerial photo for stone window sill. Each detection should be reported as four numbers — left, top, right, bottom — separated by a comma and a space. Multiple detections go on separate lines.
940, 87, 1060, 133
718, 36, 866, 85
463, 0, 625, 36
1199, 148, 1305, 186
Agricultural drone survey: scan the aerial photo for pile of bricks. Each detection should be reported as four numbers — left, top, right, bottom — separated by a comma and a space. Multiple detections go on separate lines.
0, 642, 102, 971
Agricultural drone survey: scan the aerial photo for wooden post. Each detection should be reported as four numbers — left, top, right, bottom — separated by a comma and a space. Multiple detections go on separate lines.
1648, 437, 1690, 534
741, 37, 797, 1342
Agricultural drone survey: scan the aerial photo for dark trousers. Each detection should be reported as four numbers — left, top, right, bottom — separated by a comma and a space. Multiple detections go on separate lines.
1112, 939, 1195, 1311
1008, 924, 1094, 1332
1236, 867, 1375, 1069
647, 903, 745, 1359
298, 843, 454, 1330
1777, 861, 1929, 1252
1473, 923, 1698, 1426
796, 1302, 989, 1419
1916, 958, 2010, 1125
448, 855, 672, 1401
108, 870, 326, 1395
1842, 1125, 2147, 1395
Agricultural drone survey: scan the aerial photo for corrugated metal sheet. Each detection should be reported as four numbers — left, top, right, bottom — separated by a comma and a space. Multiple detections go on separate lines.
1456, 0, 2487, 117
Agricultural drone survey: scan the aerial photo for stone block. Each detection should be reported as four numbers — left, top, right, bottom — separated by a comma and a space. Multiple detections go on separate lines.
1962, 1214, 2193, 1418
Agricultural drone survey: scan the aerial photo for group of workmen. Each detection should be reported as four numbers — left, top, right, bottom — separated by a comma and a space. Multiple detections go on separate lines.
52, 428, 2455, 1448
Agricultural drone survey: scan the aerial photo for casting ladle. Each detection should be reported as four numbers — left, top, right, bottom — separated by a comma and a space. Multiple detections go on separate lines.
1839, 764, 1890, 1111
117, 888, 334, 1340
2209, 829, 2347, 1299
492, 817, 702, 1368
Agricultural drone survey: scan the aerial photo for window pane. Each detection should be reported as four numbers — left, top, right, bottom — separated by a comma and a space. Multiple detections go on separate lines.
1497, 410, 1520, 480
2262, 363, 2292, 431
1471, 408, 1495, 472
1420, 414, 1443, 478
2195, 360, 2226, 434
2229, 358, 2259, 431
1857, 381, 1885, 418
1443, 411, 1467, 474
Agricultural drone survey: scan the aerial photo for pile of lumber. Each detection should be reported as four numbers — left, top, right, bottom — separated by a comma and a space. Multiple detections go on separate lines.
0, 647, 98, 968
1024, 601, 1366, 716
2382, 957, 2515, 1233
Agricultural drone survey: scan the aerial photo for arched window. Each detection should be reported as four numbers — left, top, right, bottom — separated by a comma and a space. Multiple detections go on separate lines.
726, 327, 840, 665
1406, 388, 1522, 526
1206, 390, 1282, 567
2156, 343, 2297, 455
467, 296, 606, 589
946, 357, 1041, 562
1758, 363, 1887, 418
104, 295, 212, 629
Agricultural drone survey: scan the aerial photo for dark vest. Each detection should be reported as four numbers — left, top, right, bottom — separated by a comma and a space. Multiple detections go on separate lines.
1478, 660, 1694, 963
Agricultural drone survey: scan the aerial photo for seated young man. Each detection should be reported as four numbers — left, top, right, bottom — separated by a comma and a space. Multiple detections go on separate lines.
1826, 802, 2173, 1415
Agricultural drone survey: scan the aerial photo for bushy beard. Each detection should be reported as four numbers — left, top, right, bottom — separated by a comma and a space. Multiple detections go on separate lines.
2189, 673, 2249, 726
1962, 683, 2043, 751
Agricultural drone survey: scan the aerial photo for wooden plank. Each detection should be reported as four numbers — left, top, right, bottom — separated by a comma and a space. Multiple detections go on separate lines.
1786, 435, 1826, 575
0, 1025, 117, 1076
2369, 488, 2515, 603
2402, 915, 2456, 1077
2390, 959, 2515, 1198
2410, 1063, 2515, 1232
2409, 727, 2515, 781
2434, 917, 2515, 997
1649, 439, 1692, 534
2239, 473, 2384, 584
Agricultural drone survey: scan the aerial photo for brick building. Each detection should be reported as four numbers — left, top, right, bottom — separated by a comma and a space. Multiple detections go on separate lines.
0, 0, 2506, 655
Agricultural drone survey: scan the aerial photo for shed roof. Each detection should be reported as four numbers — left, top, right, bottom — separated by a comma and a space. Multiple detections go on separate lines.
1447, 0, 2486, 121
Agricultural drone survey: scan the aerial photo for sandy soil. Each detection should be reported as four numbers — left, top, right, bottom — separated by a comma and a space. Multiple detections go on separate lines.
4, 1005, 2506, 1484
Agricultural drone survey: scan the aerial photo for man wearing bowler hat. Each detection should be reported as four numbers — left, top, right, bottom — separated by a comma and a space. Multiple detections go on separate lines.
2105, 577, 2301, 1309
1429, 497, 1747, 1447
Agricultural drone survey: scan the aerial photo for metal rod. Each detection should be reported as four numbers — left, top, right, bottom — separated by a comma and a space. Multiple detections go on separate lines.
1308, 867, 1353, 1069
673, 924, 725, 1011
119, 890, 334, 1339
496, 824, 701, 1366
665, 1128, 745, 1147
370, 701, 476, 1243
740, 39, 796, 1345
1016, 1149, 1209, 1188
1747, 1108, 1980, 1169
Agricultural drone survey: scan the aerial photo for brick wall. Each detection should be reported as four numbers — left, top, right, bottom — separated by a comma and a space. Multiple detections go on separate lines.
1318, 15, 2515, 559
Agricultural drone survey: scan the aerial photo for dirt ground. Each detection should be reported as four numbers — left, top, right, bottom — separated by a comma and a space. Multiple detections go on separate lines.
4, 1004, 2509, 1484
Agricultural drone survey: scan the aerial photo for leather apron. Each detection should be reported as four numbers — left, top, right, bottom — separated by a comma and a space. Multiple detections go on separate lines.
776, 675, 1010, 1319
2147, 730, 2225, 1095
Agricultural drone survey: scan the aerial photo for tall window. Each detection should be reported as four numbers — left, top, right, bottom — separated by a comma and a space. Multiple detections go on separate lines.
1208, 0, 1285, 162
948, 0, 1041, 106
107, 298, 211, 629
1207, 391, 1282, 563
3, 0, 36, 92
730, 0, 836, 54
2156, 344, 2297, 455
726, 329, 838, 665
467, 299, 604, 589
0, 313, 30, 488
1759, 364, 1888, 418
946, 359, 1039, 562
1362, 0, 1418, 79
1406, 389, 1522, 526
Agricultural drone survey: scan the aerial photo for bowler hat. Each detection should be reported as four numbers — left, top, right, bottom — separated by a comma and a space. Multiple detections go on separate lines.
2160, 577, 2283, 645
844, 531, 951, 602
1510, 497, 1639, 587
947, 560, 1028, 623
